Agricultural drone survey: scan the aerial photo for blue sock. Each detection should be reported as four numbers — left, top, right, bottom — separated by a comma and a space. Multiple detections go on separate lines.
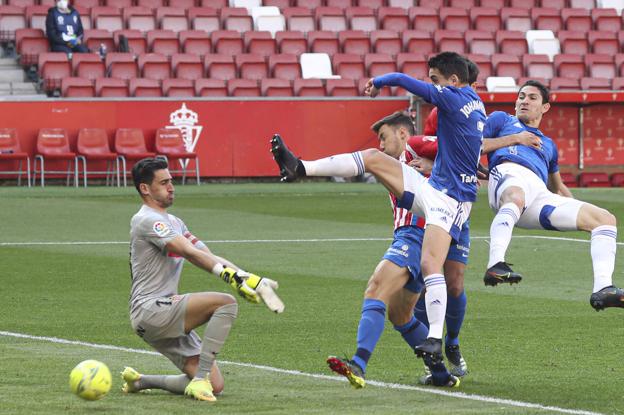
413, 294, 429, 329
394, 316, 429, 349
352, 298, 386, 373
444, 291, 467, 347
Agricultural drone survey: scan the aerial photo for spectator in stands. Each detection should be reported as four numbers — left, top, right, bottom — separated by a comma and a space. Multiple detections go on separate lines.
46, 0, 88, 55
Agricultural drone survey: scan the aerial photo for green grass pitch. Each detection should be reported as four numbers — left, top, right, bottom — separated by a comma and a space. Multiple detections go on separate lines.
1, 184, 623, 415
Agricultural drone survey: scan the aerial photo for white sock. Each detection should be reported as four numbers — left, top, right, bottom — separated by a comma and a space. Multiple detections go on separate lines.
424, 274, 447, 339
591, 225, 617, 292
487, 203, 521, 268
301, 152, 364, 177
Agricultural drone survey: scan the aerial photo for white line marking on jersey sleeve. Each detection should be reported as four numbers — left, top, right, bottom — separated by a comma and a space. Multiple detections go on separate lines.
0, 330, 605, 415
0, 235, 620, 247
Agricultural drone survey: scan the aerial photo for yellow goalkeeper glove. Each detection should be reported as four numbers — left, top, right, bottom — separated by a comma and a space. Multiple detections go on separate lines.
219, 267, 260, 303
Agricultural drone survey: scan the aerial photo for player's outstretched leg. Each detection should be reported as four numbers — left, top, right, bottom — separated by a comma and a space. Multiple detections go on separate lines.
483, 261, 523, 286
327, 356, 366, 389
270, 134, 304, 182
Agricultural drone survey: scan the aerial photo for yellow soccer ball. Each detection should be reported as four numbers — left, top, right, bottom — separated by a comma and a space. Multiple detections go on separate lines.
69, 360, 112, 401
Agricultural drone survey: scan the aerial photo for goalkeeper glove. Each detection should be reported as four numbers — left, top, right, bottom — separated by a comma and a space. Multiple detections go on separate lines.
238, 271, 285, 314
219, 267, 260, 304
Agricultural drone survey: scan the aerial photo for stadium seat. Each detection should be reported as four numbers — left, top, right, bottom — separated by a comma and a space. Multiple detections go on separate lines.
378, 7, 410, 32
517, 76, 550, 88
0, 128, 30, 187
387, 0, 416, 6
585, 54, 616, 78
0, 6, 27, 41
162, 78, 195, 97
172, 53, 204, 80
204, 54, 236, 80
333, 53, 365, 80
195, 78, 228, 96
346, 6, 377, 32
580, 77, 612, 90
326, 78, 359, 96
124, 7, 156, 32
588, 31, 619, 55
440, 7, 470, 32
261, 78, 294, 96
38, 52, 71, 94
276, 30, 307, 54
339, 30, 371, 56
114, 30, 148, 55
569, 0, 595, 7
356, 0, 385, 8
327, 0, 353, 7
523, 54, 554, 79
293, 78, 325, 96
284, 7, 315, 33
316, 7, 347, 32
227, 79, 261, 96
467, 53, 493, 79
502, 7, 532, 32
71, 54, 105, 82
579, 172, 610, 187
466, 30, 496, 56
138, 0, 166, 7
296, 0, 322, 7
96, 77, 129, 97
542, 0, 567, 8
75, 0, 100, 7
549, 77, 580, 90
221, 7, 253, 33
201, 0, 228, 7
613, 77, 624, 90
211, 30, 244, 54
449, 0, 476, 6
129, 78, 162, 97
76, 128, 119, 187
497, 30, 529, 56
509, 0, 537, 7
402, 30, 435, 55
236, 53, 269, 80
526, 30, 560, 60
486, 76, 518, 92
554, 54, 585, 78
611, 172, 624, 187
492, 54, 523, 78
616, 53, 624, 76
558, 30, 589, 54
562, 8, 592, 32
147, 30, 180, 56
592, 8, 622, 32
91, 6, 123, 32
25, 5, 48, 31
189, 7, 220, 32
33, 128, 78, 187
245, 31, 277, 57
409, 7, 440, 33
154, 128, 199, 185
106, 0, 132, 7
106, 53, 139, 81
365, 53, 396, 77
268, 54, 300, 80
180, 30, 212, 56
559, 172, 578, 187
139, 53, 171, 81
471, 7, 502, 32
16, 29, 47, 69
264, 0, 291, 7
307, 31, 339, 55
531, 8, 563, 32
434, 30, 466, 54
397, 52, 428, 78
83, 29, 115, 53
158, 8, 189, 32
253, 8, 286, 36
115, 128, 157, 187
371, 30, 401, 56
301, 52, 339, 79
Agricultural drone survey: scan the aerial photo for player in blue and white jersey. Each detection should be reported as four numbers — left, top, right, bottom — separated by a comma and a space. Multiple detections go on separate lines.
271, 52, 486, 367
482, 80, 624, 310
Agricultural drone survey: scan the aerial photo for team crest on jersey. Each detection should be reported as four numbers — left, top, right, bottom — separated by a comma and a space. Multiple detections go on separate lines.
153, 221, 170, 236
401, 244, 409, 251
57, 16, 64, 24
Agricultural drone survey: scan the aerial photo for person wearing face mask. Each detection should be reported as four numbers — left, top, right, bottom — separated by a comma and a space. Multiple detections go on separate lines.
45, 0, 88, 54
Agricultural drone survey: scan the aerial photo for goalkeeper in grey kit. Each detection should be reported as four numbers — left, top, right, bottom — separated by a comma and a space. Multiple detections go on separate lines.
122, 158, 284, 402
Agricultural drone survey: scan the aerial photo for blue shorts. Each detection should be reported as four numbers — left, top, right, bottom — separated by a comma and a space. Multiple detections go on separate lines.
382, 221, 471, 294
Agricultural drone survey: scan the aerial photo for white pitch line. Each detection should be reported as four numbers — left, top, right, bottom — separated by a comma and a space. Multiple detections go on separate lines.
0, 330, 605, 415
0, 235, 621, 246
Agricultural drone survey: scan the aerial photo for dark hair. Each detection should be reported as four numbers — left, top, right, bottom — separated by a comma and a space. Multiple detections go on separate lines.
464, 57, 479, 85
428, 52, 469, 84
132, 157, 168, 194
519, 80, 550, 104
371, 111, 415, 135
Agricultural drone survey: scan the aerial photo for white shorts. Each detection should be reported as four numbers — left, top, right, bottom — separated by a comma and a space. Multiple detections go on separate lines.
488, 162, 584, 231
398, 163, 472, 241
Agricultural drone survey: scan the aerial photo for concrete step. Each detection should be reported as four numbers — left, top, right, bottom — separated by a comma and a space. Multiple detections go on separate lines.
11, 82, 38, 94
0, 69, 25, 82
0, 58, 20, 67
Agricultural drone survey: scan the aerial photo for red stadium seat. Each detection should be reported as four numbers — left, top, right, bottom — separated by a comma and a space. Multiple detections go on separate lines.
269, 54, 301, 80
402, 30, 434, 55
295, 0, 322, 7
467, 53, 493, 79
493, 53, 523, 78
365, 53, 396, 77
326, 78, 358, 96
378, 7, 409, 32
227, 79, 260, 96
245, 31, 277, 57
585, 54, 616, 79
200, 0, 227, 7
25, 5, 48, 31
333, 53, 366, 79
616, 53, 624, 76
327, 0, 353, 7
397, 52, 428, 78
509, 0, 537, 8
106, 52, 139, 81
180, 30, 212, 56
91, 6, 123, 32
162, 78, 195, 97
38, 52, 71, 94
76, 128, 119, 187
434, 30, 466, 54
105, 0, 132, 8
371, 30, 400, 56
346, 6, 376, 32
592, 8, 622, 32
158, 8, 189, 32
0, 128, 30, 186
501, 7, 531, 32
523, 54, 554, 79
480, 0, 505, 7
211, 30, 244, 55
129, 78, 162, 97
264, 0, 291, 7
138, 0, 166, 7
448, 0, 475, 8
466, 30, 496, 56
579, 172, 610, 187
554, 54, 585, 78
221, 7, 253, 33
471, 7, 502, 32
33, 128, 77, 187
569, 0, 595, 8
124, 7, 156, 32
316, 7, 347, 32
16, 28, 47, 68
138, 53, 171, 81
496, 30, 528, 56
580, 77, 611, 90
154, 127, 199, 184
562, 8, 592, 32
189, 7, 220, 32
559, 172, 577, 187
440, 7, 470, 32
169, 0, 195, 8
276, 30, 307, 54
96, 77, 129, 97
541, 0, 566, 8
114, 30, 147, 55
558, 30, 589, 55
611, 172, 624, 187
613, 77, 624, 90
293, 78, 324, 96
284, 7, 315, 33
261, 78, 294, 96
236, 53, 269, 80
0, 5, 27, 41
195, 78, 228, 96
308, 30, 339, 55
531, 8, 563, 32
75, 0, 100, 7
204, 54, 236, 80
409, 7, 440, 33
83, 29, 114, 53
172, 53, 204, 80
588, 31, 619, 55
355, 0, 385, 9
115, 128, 156, 187
517, 76, 550, 88
147, 29, 180, 56
550, 77, 581, 90
339, 30, 371, 56
72, 53, 105, 81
